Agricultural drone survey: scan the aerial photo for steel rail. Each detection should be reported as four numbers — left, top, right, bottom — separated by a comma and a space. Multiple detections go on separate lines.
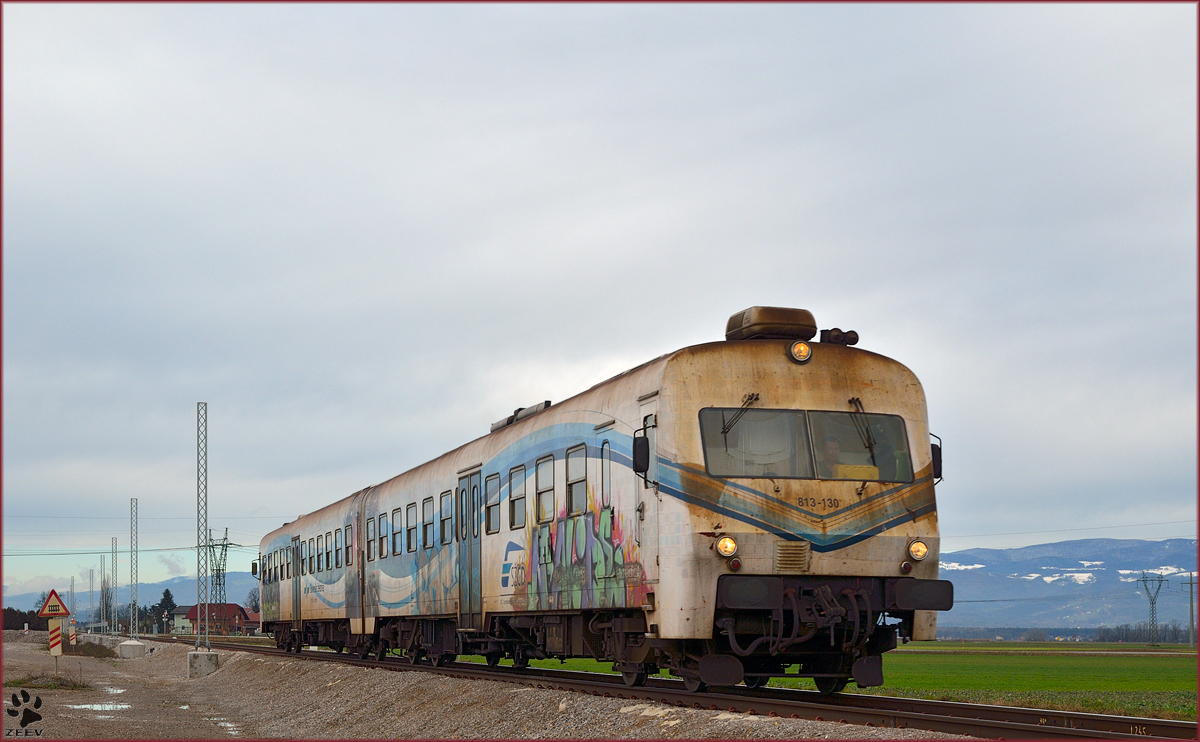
158, 637, 1194, 740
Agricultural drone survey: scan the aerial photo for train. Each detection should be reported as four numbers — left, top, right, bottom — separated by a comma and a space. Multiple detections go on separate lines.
256, 306, 953, 693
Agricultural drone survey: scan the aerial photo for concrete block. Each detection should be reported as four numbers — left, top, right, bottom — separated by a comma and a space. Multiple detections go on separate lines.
117, 640, 147, 659
187, 651, 219, 679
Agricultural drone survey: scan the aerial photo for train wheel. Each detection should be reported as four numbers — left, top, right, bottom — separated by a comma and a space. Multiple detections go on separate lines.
744, 676, 770, 689
814, 677, 848, 695
485, 653, 502, 668
333, 644, 344, 654
512, 652, 530, 669
621, 668, 648, 687
375, 645, 388, 662
683, 677, 707, 693
433, 653, 456, 667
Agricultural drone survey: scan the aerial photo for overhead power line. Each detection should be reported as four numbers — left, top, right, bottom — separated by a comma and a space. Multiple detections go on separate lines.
943, 519, 1195, 540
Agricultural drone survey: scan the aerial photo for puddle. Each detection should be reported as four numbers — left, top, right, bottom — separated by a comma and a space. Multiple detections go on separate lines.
103, 687, 126, 694
179, 705, 190, 710
65, 703, 131, 712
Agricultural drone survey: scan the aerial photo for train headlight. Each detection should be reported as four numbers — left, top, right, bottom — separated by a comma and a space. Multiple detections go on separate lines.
716, 536, 739, 557
908, 540, 929, 561
788, 341, 813, 364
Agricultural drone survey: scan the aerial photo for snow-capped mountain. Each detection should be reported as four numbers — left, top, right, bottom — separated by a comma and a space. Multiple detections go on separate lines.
939, 538, 1197, 628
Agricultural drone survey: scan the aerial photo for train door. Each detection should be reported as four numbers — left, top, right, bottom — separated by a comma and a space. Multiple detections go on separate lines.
348, 504, 365, 636
457, 471, 483, 631
290, 536, 302, 636
637, 401, 660, 589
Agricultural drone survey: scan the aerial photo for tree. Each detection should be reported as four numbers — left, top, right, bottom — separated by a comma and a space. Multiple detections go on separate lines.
244, 587, 260, 614
35, 591, 48, 612
159, 589, 177, 615
1021, 628, 1048, 642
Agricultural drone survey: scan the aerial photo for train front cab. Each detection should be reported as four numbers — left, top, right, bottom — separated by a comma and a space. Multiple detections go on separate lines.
644, 312, 953, 693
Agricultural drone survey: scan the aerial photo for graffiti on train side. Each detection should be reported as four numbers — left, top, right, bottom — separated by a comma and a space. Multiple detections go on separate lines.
506, 489, 646, 611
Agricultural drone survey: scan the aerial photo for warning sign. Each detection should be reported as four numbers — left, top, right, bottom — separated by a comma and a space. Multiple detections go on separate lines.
37, 589, 70, 618
49, 619, 62, 656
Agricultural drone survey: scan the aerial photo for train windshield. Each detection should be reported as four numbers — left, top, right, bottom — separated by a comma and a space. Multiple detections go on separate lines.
699, 408, 913, 483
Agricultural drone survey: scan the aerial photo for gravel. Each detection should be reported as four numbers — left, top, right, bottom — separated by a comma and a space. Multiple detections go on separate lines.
4, 632, 972, 739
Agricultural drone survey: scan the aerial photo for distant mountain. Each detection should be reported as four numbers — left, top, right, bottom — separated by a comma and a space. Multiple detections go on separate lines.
5, 538, 1195, 629
4, 572, 259, 618
939, 538, 1197, 628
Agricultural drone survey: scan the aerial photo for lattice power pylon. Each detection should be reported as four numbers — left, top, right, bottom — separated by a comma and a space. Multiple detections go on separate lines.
211, 528, 229, 633
111, 538, 118, 635
1140, 571, 1165, 644
99, 556, 106, 632
131, 497, 139, 639
196, 402, 210, 650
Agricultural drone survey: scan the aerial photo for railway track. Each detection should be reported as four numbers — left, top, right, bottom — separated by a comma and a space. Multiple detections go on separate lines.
162, 637, 1195, 740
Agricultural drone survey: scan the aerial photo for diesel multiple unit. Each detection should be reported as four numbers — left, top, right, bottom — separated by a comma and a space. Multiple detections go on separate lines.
258, 307, 953, 692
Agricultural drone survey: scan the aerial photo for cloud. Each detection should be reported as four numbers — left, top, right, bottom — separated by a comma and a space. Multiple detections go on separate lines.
157, 553, 187, 577
2, 3, 1195, 591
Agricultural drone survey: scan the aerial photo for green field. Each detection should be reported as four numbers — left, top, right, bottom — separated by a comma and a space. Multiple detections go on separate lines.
459, 642, 1197, 721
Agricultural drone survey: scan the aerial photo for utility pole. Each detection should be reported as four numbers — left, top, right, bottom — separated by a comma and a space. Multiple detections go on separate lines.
1139, 572, 1166, 645
211, 528, 229, 634
196, 402, 210, 650
131, 497, 139, 639
1184, 572, 1197, 648
89, 569, 94, 628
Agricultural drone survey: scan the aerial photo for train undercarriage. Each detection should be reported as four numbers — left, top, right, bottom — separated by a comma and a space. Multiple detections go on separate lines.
268, 575, 950, 694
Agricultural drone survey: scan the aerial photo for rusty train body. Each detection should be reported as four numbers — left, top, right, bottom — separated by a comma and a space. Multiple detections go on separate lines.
257, 307, 953, 692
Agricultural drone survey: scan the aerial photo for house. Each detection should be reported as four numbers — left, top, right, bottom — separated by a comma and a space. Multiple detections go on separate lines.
171, 606, 192, 634
184, 603, 251, 635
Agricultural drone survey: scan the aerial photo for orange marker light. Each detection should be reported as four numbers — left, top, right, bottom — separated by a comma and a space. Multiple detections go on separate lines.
788, 341, 812, 364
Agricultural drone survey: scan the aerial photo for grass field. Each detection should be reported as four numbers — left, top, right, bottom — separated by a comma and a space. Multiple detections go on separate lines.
459, 642, 1197, 721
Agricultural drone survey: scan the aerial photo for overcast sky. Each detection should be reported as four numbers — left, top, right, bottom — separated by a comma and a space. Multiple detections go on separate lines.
4, 3, 1196, 601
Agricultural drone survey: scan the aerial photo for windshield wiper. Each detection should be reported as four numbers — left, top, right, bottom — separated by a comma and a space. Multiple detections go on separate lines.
848, 397, 877, 467
720, 393, 760, 450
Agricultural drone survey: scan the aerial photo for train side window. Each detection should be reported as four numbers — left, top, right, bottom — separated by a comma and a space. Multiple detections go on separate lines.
601, 441, 612, 508
509, 466, 526, 529
378, 514, 388, 559
346, 525, 353, 566
484, 476, 500, 534
286, 546, 292, 580
406, 503, 417, 552
316, 535, 323, 572
458, 477, 469, 540
422, 497, 434, 548
334, 529, 342, 568
472, 480, 481, 538
392, 508, 403, 554
300, 541, 307, 575
536, 456, 555, 523
566, 445, 586, 515
309, 538, 315, 573
325, 531, 333, 569
366, 518, 376, 561
440, 491, 454, 543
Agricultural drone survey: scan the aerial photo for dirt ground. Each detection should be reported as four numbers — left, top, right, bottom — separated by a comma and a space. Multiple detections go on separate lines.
3, 631, 969, 739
